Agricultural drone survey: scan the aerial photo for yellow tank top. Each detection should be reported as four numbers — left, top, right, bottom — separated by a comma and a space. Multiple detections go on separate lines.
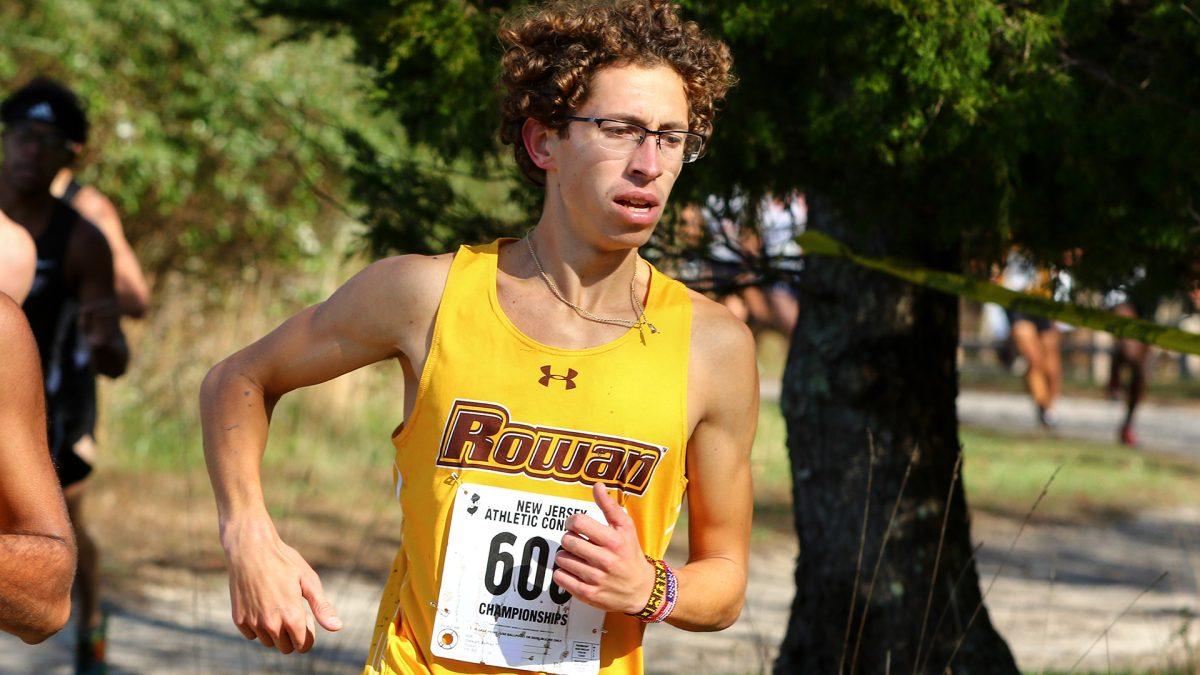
364, 240, 692, 675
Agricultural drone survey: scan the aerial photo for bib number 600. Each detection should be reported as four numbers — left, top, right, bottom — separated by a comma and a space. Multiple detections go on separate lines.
484, 532, 572, 604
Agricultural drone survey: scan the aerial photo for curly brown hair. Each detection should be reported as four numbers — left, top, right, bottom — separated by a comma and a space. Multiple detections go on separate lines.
498, 0, 735, 185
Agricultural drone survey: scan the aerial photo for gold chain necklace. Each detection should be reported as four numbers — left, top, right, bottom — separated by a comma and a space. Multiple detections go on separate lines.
525, 235, 658, 336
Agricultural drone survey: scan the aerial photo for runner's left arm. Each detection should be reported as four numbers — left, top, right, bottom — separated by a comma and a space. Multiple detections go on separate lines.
554, 302, 758, 630
662, 308, 757, 630
68, 218, 128, 377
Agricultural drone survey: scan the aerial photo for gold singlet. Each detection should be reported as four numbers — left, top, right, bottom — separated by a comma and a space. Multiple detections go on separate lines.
364, 239, 692, 674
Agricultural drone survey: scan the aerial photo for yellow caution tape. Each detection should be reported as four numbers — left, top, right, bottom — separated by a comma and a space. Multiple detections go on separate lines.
797, 230, 1200, 355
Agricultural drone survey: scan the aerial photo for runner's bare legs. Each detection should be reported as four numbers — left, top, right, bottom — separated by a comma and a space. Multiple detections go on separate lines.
1111, 303, 1149, 446
64, 478, 102, 652
1012, 319, 1051, 422
1039, 326, 1062, 410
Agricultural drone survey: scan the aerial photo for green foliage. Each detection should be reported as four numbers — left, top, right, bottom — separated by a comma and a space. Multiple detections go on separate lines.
1003, 3, 1200, 297
0, 0, 403, 275
343, 130, 529, 255
4, 0, 1195, 293
260, 0, 535, 256
705, 0, 1199, 296
264, 0, 508, 163
261, 0, 1199, 300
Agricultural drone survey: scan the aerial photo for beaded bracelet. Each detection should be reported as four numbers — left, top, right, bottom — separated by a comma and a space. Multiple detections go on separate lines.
630, 556, 667, 621
630, 556, 677, 623
645, 560, 677, 623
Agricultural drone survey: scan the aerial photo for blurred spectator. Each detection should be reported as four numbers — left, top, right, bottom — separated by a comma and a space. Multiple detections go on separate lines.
696, 191, 804, 337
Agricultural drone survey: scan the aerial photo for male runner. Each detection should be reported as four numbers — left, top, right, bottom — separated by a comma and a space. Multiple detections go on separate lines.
0, 248, 76, 644
1104, 275, 1158, 447
46, 88, 151, 673
1, 78, 128, 671
202, 1, 752, 673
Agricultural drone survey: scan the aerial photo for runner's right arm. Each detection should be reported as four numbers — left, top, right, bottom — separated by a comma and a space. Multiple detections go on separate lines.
200, 254, 448, 654
0, 296, 76, 644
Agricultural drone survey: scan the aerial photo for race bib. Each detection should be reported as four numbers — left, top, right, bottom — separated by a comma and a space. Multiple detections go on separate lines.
431, 483, 607, 674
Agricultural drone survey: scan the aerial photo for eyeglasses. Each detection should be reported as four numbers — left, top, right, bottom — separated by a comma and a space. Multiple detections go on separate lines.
565, 116, 707, 164
3, 125, 72, 154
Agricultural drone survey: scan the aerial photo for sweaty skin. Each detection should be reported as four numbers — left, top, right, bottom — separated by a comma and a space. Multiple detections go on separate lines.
201, 64, 756, 655
0, 296, 76, 644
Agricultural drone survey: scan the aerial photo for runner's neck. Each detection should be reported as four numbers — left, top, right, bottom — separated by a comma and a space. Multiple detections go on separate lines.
519, 225, 646, 313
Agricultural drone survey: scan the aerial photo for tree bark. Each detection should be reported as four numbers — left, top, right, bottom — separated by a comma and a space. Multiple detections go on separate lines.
774, 199, 1019, 674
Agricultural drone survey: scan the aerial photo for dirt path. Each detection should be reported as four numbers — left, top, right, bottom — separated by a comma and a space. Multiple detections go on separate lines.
758, 382, 1200, 458
957, 389, 1200, 459
5, 507, 1198, 673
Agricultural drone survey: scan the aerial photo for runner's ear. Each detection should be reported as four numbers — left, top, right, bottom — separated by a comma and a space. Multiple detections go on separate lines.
521, 118, 556, 174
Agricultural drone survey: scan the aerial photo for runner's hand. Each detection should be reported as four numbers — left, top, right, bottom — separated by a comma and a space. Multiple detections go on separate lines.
221, 520, 342, 654
553, 483, 656, 615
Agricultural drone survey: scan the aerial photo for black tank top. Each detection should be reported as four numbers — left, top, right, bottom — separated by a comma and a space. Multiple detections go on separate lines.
22, 200, 91, 454
22, 200, 79, 368
53, 179, 98, 414
61, 177, 84, 204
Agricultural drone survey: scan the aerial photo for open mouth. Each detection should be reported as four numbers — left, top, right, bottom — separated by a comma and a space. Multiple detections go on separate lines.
615, 197, 657, 214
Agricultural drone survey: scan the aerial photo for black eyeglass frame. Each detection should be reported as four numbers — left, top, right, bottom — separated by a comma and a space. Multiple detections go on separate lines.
564, 116, 708, 163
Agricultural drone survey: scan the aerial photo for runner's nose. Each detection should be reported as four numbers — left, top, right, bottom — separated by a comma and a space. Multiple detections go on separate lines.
627, 136, 664, 181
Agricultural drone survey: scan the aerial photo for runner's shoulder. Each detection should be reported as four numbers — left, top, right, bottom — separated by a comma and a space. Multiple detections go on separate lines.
684, 288, 755, 366
355, 251, 454, 301
72, 186, 119, 224
335, 252, 456, 327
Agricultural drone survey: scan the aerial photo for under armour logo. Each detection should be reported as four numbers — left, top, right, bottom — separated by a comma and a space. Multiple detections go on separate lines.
538, 365, 578, 390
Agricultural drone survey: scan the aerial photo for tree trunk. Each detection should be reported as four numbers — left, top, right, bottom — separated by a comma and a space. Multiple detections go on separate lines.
774, 200, 1019, 674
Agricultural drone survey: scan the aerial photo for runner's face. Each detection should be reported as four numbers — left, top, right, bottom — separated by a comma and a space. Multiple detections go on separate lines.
549, 64, 690, 250
1, 121, 72, 195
